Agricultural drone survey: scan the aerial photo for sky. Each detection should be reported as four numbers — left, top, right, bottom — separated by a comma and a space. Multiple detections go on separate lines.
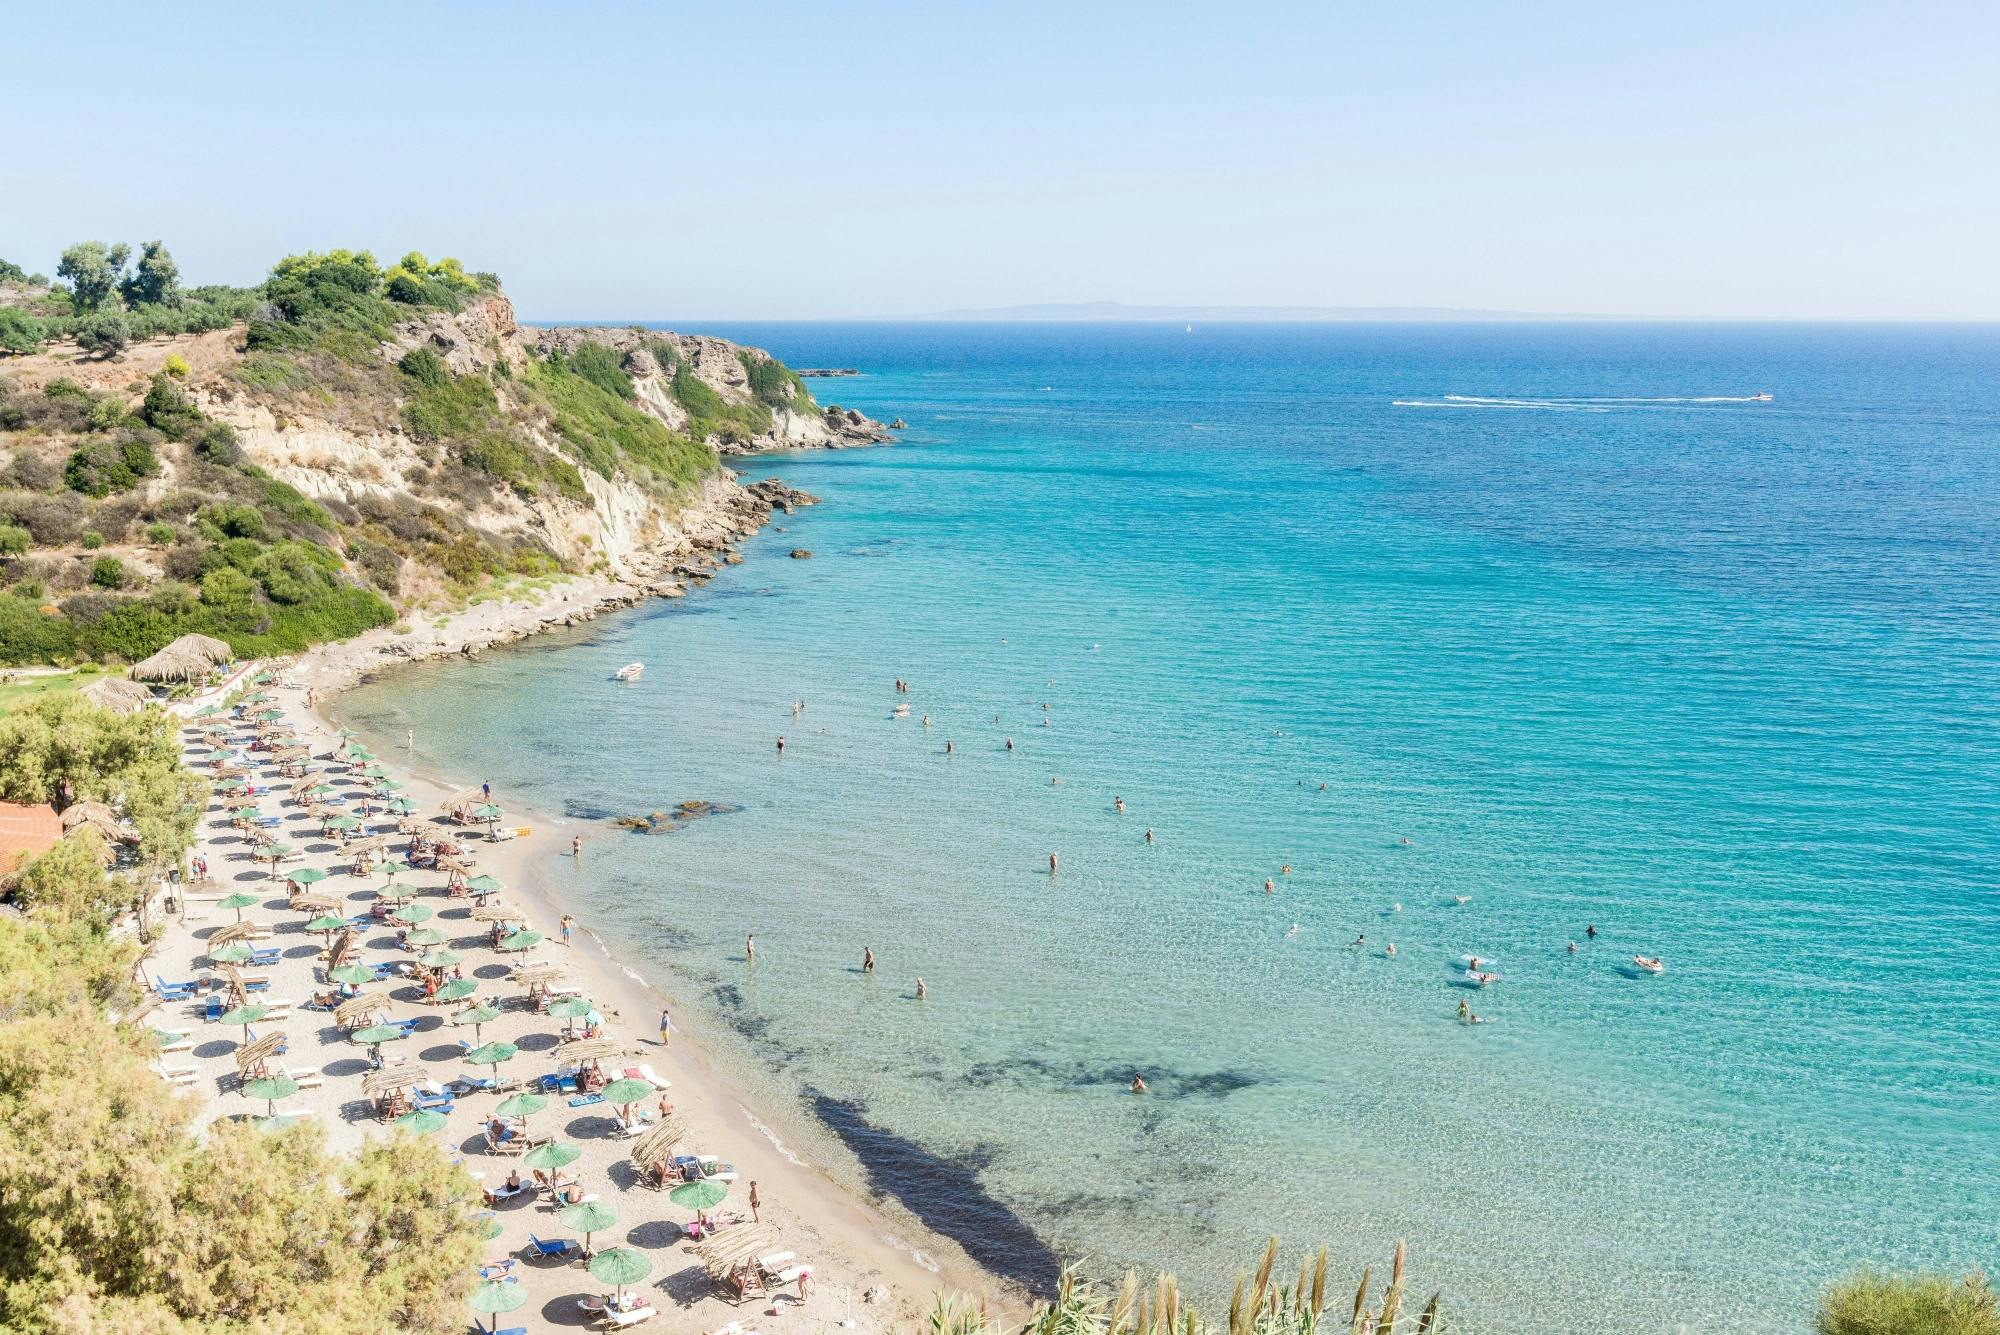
7, 1, 1999, 321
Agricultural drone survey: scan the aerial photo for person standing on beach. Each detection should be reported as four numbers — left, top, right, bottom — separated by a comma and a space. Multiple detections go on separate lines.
659, 1007, 672, 1048
559, 914, 574, 946
571, 835, 581, 859
481, 780, 491, 802
745, 934, 756, 964
862, 946, 874, 974
748, 1180, 761, 1222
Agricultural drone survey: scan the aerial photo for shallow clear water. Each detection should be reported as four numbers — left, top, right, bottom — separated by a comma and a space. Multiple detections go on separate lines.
344, 323, 2000, 1333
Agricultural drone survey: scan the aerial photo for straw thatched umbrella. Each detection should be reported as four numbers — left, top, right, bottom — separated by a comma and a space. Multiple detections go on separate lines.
335, 993, 392, 1029
234, 1031, 288, 1073
629, 1114, 688, 1172
81, 676, 155, 714
470, 904, 521, 923
556, 1036, 641, 1066
361, 1066, 432, 1098
509, 963, 568, 988
208, 921, 258, 946
694, 1224, 781, 1284
129, 633, 232, 683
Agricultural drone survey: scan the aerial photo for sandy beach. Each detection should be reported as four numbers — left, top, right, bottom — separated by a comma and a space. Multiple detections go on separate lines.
148, 573, 1021, 1334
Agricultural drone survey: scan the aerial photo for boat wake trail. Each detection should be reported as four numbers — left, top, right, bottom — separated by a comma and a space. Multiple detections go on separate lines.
1395, 393, 1772, 411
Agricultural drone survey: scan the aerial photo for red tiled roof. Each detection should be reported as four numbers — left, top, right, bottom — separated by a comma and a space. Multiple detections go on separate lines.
0, 802, 62, 878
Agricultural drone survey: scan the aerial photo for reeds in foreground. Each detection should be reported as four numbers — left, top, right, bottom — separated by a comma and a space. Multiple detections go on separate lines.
928, 1239, 1443, 1335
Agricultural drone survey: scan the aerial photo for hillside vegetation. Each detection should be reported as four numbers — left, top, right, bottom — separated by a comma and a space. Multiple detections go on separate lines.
0, 241, 871, 668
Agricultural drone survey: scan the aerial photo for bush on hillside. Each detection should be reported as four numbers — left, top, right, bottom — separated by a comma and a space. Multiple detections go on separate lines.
0, 308, 46, 355
88, 557, 125, 590
193, 421, 244, 467
0, 595, 77, 663
566, 343, 633, 400
73, 312, 129, 359
0, 525, 28, 556
140, 373, 203, 440
64, 436, 158, 497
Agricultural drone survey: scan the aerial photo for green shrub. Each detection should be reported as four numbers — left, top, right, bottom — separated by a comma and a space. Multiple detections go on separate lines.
738, 350, 811, 412
194, 502, 266, 542
73, 312, 130, 358
566, 343, 633, 400
0, 594, 77, 663
397, 345, 450, 389
261, 480, 334, 535
140, 373, 203, 439
79, 531, 104, 550
88, 557, 125, 590
0, 525, 28, 556
42, 379, 88, 401
144, 523, 177, 545
401, 367, 497, 442
671, 365, 771, 443
1818, 1270, 1999, 1335
194, 421, 244, 467
64, 437, 158, 497
0, 308, 47, 354
518, 356, 715, 496
85, 395, 129, 432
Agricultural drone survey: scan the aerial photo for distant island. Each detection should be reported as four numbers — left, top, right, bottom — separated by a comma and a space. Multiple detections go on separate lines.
921, 300, 1620, 323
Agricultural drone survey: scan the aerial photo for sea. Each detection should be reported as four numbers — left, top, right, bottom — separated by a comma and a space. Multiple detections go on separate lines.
342, 322, 2000, 1333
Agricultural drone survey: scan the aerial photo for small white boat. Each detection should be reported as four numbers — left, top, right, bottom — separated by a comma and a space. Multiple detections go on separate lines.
614, 663, 644, 682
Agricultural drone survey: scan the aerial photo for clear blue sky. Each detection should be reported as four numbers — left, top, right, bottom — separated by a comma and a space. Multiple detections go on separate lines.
8, 1, 1997, 320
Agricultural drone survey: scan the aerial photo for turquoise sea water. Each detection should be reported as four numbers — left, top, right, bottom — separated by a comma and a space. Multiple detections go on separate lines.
344, 323, 2000, 1332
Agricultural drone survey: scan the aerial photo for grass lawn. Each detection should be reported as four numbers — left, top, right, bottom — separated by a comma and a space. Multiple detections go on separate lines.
0, 664, 112, 715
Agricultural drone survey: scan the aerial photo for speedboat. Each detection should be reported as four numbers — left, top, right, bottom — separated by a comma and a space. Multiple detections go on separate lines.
1750, 392, 1772, 401
614, 663, 644, 682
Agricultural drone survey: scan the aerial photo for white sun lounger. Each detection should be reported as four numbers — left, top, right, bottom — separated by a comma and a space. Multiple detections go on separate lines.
755, 1251, 795, 1272
635, 1064, 671, 1090
285, 1067, 324, 1089
157, 1032, 193, 1054
599, 1305, 657, 1330
156, 1064, 199, 1086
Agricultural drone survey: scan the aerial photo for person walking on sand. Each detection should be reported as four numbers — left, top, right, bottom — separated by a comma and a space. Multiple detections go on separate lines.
748, 1180, 761, 1223
862, 946, 874, 974
560, 914, 574, 946
745, 934, 756, 964
659, 1007, 672, 1048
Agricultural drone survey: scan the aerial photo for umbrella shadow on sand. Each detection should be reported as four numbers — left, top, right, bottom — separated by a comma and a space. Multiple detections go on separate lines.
624, 1219, 680, 1248
419, 1043, 465, 1063
195, 1040, 235, 1060
515, 1032, 558, 1053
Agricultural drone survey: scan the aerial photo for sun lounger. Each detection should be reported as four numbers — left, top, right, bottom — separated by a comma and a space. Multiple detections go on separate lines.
483, 1180, 529, 1204
600, 1305, 657, 1329
525, 1232, 574, 1259
155, 1063, 199, 1086
411, 1090, 456, 1113
155, 976, 199, 999
633, 1064, 671, 1090
755, 1252, 795, 1272
285, 1067, 324, 1089
157, 1032, 193, 1054
538, 1072, 579, 1095
567, 1093, 602, 1107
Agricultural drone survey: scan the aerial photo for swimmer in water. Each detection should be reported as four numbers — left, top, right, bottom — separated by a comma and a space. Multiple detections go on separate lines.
1586, 924, 1598, 939
1453, 895, 1471, 905
862, 946, 874, 974
1281, 863, 1291, 875
1042, 718, 1051, 728
1130, 1075, 1147, 1094
1144, 828, 1154, 844
916, 977, 927, 999
1392, 902, 1403, 913
1567, 941, 1579, 954
745, 934, 755, 964
1400, 837, 1411, 846
1353, 934, 1366, 947
1114, 797, 1125, 814
1049, 852, 1059, 875
1286, 923, 1300, 938
923, 714, 931, 728
776, 736, 785, 756
1265, 878, 1275, 894
1006, 738, 1015, 751
945, 739, 954, 755
1466, 955, 1485, 970
1052, 775, 1062, 786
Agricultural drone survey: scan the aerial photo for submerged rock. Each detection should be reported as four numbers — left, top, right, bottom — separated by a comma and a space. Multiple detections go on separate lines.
790, 549, 813, 559
614, 801, 744, 834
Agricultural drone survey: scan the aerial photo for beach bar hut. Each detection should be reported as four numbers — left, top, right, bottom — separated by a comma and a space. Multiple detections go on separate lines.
128, 633, 233, 684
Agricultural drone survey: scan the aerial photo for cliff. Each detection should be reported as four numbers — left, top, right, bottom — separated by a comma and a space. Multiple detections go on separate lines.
0, 252, 881, 664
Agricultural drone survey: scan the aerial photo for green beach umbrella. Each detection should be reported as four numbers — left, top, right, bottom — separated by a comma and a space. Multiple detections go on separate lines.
345, 748, 376, 763
217, 891, 260, 920
426, 948, 463, 966
472, 804, 503, 820
335, 727, 358, 738
288, 866, 329, 884
229, 801, 259, 815
521, 1140, 579, 1172
435, 978, 478, 1003
149, 1026, 186, 1047
309, 783, 338, 796
668, 1178, 729, 1212
496, 929, 541, 953
216, 1003, 271, 1039
328, 964, 375, 986
560, 1199, 618, 1252
404, 927, 448, 948
386, 798, 418, 814
394, 1108, 449, 1135
359, 765, 389, 779
601, 1077, 653, 1110
464, 874, 503, 894
375, 778, 405, 792
376, 880, 416, 900
378, 860, 409, 876
207, 943, 253, 965
452, 1004, 502, 1039
463, 1040, 518, 1083
494, 1091, 547, 1118
243, 693, 272, 704
196, 705, 222, 717
545, 997, 592, 1021
394, 903, 434, 924
304, 913, 347, 934
351, 1023, 405, 1047
587, 1247, 652, 1303
253, 672, 274, 684
324, 814, 360, 831
240, 1074, 300, 1117
468, 1278, 527, 1332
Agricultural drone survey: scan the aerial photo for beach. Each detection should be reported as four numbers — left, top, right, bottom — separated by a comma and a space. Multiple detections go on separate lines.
150, 568, 1021, 1333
